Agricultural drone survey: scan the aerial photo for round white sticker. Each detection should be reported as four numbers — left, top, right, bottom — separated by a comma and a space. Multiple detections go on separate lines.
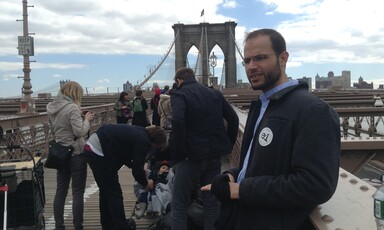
258, 127, 273, 146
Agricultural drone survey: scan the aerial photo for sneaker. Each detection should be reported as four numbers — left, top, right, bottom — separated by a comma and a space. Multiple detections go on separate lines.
134, 202, 147, 219
147, 211, 161, 217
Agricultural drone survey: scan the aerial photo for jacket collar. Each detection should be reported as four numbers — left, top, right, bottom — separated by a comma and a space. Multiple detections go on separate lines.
267, 81, 308, 101
177, 78, 197, 89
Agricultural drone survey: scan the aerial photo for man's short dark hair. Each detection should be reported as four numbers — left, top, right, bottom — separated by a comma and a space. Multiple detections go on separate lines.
174, 67, 195, 82
244, 28, 286, 55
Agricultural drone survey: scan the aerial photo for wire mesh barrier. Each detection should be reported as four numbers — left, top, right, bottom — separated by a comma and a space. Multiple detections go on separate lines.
0, 145, 45, 229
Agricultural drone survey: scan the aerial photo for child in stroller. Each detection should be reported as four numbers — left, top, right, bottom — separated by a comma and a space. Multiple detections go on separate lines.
133, 160, 174, 219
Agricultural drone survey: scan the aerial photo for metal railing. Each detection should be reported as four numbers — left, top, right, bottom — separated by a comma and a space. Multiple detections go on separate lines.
0, 104, 116, 160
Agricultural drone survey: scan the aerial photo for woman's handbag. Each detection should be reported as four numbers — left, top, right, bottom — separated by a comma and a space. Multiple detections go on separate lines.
124, 109, 133, 118
45, 140, 73, 170
46, 111, 75, 170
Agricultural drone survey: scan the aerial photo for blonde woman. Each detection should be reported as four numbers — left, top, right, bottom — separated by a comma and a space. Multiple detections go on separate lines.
46, 81, 94, 230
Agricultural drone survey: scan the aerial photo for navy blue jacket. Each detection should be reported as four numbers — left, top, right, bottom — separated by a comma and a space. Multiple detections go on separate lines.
226, 82, 340, 229
170, 78, 239, 162
96, 124, 150, 186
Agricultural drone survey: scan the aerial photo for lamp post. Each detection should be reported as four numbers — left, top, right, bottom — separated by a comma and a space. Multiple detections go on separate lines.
209, 52, 217, 86
17, 0, 35, 113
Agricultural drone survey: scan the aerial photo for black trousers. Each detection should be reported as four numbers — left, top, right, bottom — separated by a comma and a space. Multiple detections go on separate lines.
84, 150, 131, 230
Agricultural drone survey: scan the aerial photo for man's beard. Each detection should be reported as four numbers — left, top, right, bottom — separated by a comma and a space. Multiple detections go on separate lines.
251, 63, 281, 91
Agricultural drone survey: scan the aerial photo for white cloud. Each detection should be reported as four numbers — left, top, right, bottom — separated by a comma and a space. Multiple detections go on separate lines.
1, 73, 20, 81
1, 61, 85, 70
4, 0, 381, 65
53, 74, 62, 78
1, 0, 383, 97
262, 0, 384, 65
33, 62, 86, 70
0, 0, 225, 56
222, 0, 238, 8
259, 0, 319, 14
0, 62, 21, 71
97, 79, 110, 83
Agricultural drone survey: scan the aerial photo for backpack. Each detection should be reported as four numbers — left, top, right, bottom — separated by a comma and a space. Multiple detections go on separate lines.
133, 98, 143, 112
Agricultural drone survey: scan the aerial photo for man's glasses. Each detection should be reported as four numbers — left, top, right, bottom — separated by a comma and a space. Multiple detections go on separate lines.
242, 53, 276, 66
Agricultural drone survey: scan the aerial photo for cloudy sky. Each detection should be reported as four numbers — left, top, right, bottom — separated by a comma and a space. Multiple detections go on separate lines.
0, 0, 383, 97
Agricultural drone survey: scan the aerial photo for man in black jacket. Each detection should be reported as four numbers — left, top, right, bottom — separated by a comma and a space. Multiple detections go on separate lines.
202, 29, 340, 230
84, 124, 167, 230
170, 67, 239, 230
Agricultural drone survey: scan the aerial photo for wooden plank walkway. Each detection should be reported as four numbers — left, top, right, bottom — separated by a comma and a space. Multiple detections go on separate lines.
43, 157, 232, 230
43, 165, 159, 230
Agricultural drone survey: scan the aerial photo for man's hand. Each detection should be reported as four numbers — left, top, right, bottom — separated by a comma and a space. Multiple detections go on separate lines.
211, 174, 231, 201
146, 179, 154, 190
201, 174, 239, 200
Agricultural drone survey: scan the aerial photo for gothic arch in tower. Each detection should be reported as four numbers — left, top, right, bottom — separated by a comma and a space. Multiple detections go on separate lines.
172, 21, 238, 87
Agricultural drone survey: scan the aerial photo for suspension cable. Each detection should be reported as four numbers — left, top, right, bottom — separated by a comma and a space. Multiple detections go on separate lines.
230, 28, 244, 61
136, 31, 179, 88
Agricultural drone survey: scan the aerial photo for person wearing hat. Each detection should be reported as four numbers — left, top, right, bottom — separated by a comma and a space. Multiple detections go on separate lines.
134, 160, 174, 218
153, 160, 171, 183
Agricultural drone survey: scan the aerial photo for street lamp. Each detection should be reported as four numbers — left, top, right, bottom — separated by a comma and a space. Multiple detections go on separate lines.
209, 52, 217, 86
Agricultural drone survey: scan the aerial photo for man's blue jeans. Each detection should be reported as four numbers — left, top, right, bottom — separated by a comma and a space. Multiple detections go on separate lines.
171, 157, 221, 230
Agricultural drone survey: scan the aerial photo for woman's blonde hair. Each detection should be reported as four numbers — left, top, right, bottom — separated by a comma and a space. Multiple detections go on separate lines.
60, 81, 84, 106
